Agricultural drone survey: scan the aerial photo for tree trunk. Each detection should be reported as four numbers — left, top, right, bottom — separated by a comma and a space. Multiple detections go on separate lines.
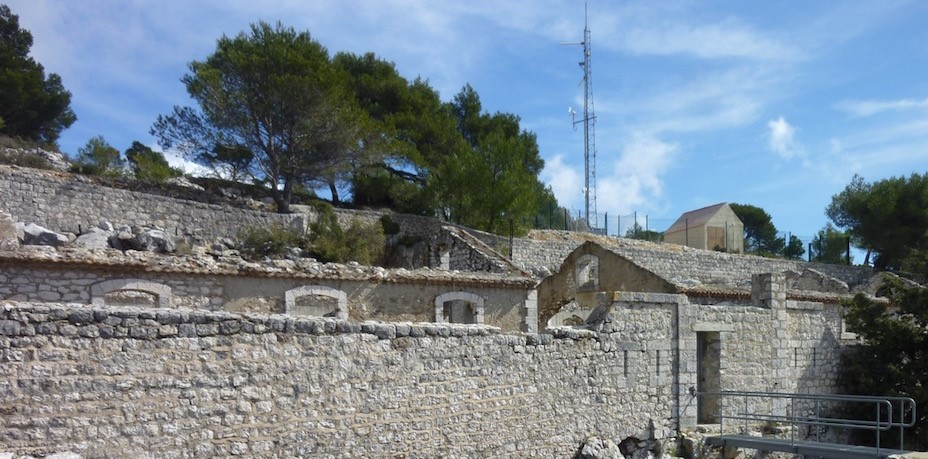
275, 179, 292, 214
329, 182, 340, 205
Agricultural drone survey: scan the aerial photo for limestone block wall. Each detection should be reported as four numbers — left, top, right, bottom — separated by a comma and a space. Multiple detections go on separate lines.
506, 232, 872, 287
0, 301, 677, 458
0, 266, 222, 309
0, 261, 536, 332
0, 166, 301, 241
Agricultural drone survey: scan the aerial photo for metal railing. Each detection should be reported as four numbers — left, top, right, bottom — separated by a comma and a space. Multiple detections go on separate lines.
698, 390, 916, 455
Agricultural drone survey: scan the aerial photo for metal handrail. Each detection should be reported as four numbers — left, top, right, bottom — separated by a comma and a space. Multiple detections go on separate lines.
697, 390, 916, 454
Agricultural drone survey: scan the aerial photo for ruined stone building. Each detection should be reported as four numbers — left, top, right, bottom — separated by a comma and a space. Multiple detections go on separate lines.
0, 164, 902, 457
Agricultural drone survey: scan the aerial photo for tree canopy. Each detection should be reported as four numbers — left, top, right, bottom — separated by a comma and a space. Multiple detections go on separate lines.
71, 135, 123, 177
0, 4, 75, 145
125, 141, 182, 182
335, 52, 553, 235
153, 26, 559, 234
783, 234, 805, 260
840, 275, 928, 449
826, 173, 928, 271
730, 203, 785, 255
810, 222, 850, 264
152, 21, 368, 213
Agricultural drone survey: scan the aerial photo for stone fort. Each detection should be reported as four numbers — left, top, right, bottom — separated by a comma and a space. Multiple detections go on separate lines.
0, 164, 898, 458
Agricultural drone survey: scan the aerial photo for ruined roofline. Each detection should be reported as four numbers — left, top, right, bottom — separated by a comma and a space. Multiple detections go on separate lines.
0, 247, 537, 288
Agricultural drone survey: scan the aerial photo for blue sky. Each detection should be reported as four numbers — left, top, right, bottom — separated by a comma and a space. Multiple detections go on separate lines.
8, 0, 928, 247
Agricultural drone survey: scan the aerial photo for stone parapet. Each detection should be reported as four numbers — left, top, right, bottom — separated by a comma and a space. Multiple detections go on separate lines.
0, 301, 678, 458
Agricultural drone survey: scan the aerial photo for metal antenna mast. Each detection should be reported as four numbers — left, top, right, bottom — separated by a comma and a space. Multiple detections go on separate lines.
564, 2, 598, 228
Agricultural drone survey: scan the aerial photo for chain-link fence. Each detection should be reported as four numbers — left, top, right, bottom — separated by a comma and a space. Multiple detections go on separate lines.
527, 208, 857, 265
528, 208, 675, 242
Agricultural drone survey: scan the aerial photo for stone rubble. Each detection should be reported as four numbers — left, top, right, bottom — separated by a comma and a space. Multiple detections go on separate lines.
17, 222, 69, 247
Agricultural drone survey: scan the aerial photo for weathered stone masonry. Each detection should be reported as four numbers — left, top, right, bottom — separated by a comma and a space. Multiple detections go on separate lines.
0, 273, 852, 457
0, 301, 677, 458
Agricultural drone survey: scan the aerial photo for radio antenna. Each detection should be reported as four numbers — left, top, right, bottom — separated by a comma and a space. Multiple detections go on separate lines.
561, 1, 598, 229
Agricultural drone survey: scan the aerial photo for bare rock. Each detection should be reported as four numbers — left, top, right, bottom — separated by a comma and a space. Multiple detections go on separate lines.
74, 228, 113, 249
20, 223, 69, 247
578, 436, 623, 459
166, 175, 205, 191
0, 212, 19, 250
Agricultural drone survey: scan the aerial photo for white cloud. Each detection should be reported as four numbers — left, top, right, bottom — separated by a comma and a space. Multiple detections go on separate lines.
620, 20, 798, 61
609, 66, 774, 137
835, 97, 928, 117
541, 153, 583, 210
596, 134, 677, 214
767, 116, 798, 159
158, 147, 212, 178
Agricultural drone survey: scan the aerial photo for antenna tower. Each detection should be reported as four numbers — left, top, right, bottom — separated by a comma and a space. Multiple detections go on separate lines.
565, 2, 598, 228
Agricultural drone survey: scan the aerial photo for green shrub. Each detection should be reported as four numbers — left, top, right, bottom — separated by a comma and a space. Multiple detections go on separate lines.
72, 135, 125, 177
125, 141, 182, 182
238, 222, 307, 260
380, 215, 400, 235
238, 203, 385, 265
308, 202, 384, 264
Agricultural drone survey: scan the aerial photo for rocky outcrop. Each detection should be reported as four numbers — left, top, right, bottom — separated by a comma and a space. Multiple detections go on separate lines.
0, 146, 71, 171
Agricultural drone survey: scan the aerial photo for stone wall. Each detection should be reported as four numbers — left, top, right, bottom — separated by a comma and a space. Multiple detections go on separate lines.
506, 232, 872, 287
0, 166, 302, 242
0, 301, 676, 458
0, 166, 873, 287
0, 259, 536, 332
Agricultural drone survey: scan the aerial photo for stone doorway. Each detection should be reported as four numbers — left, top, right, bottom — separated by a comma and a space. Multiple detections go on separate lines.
697, 331, 722, 424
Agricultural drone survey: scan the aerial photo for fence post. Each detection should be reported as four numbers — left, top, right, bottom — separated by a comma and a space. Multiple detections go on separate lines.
509, 219, 514, 259
634, 211, 638, 238
605, 212, 608, 236
549, 202, 554, 229
808, 243, 812, 262
685, 218, 689, 246
846, 236, 851, 265
564, 209, 568, 231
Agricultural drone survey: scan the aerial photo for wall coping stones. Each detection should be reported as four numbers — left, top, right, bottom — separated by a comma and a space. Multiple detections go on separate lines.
0, 246, 536, 288
1, 302, 615, 346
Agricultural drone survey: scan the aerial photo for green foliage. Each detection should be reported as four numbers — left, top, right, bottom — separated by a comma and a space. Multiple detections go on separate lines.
435, 85, 548, 235
730, 203, 785, 255
152, 21, 367, 213
0, 5, 75, 145
307, 202, 384, 264
125, 141, 182, 182
783, 234, 805, 260
336, 52, 461, 215
336, 53, 558, 235
70, 135, 125, 177
810, 223, 850, 264
238, 222, 307, 260
625, 222, 664, 242
827, 173, 928, 271
839, 277, 928, 449
379, 215, 400, 235
201, 143, 254, 182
